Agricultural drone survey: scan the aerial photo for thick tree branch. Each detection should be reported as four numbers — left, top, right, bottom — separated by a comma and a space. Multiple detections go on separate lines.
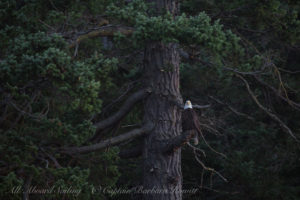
90, 88, 151, 141
163, 130, 196, 154
97, 80, 138, 119
236, 74, 299, 142
69, 25, 134, 48
62, 122, 154, 154
163, 128, 226, 158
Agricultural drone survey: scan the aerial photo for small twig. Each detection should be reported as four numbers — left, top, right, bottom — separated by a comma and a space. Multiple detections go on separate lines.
40, 148, 62, 169
187, 142, 206, 157
73, 43, 79, 57
198, 122, 221, 136
36, 156, 49, 168
121, 124, 140, 128
277, 68, 300, 74
222, 66, 266, 75
38, 19, 55, 30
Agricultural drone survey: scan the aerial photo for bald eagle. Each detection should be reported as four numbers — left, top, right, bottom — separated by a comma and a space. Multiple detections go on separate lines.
182, 100, 201, 145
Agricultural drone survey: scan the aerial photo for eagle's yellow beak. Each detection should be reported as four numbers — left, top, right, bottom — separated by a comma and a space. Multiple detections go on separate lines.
186, 100, 192, 106
184, 100, 193, 109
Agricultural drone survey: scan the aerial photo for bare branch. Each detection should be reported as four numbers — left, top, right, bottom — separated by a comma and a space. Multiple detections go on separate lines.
236, 74, 299, 142
254, 75, 300, 111
277, 68, 300, 74
187, 142, 206, 157
193, 104, 211, 109
222, 66, 266, 75
62, 122, 154, 154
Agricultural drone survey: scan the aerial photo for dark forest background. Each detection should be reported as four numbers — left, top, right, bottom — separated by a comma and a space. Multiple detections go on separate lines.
0, 0, 299, 199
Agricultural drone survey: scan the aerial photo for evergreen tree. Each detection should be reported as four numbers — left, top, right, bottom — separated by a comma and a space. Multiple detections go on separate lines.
0, 0, 299, 199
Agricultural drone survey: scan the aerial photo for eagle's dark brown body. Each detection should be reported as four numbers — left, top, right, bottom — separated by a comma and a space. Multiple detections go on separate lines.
182, 108, 202, 145
182, 108, 201, 133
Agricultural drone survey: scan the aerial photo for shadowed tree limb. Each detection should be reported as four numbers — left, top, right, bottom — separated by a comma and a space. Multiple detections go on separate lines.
163, 130, 197, 154
68, 25, 134, 48
236, 74, 299, 142
62, 122, 154, 154
89, 88, 152, 141
162, 130, 227, 182
162, 125, 226, 157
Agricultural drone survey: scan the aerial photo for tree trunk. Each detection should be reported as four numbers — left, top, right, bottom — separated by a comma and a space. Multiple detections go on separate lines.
142, 40, 182, 199
142, 1, 182, 198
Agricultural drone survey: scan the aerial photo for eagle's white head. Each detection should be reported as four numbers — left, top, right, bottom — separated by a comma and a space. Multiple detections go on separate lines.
184, 100, 192, 109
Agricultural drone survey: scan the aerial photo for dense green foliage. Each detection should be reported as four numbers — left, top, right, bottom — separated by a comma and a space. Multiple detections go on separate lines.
0, 0, 299, 199
0, 1, 120, 199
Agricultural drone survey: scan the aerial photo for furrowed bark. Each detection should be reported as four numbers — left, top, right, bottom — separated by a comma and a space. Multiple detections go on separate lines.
141, 0, 183, 199
142, 41, 183, 200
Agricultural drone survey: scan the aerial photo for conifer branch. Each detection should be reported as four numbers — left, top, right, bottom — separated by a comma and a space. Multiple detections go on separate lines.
62, 122, 154, 154
89, 88, 152, 141
68, 25, 134, 48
